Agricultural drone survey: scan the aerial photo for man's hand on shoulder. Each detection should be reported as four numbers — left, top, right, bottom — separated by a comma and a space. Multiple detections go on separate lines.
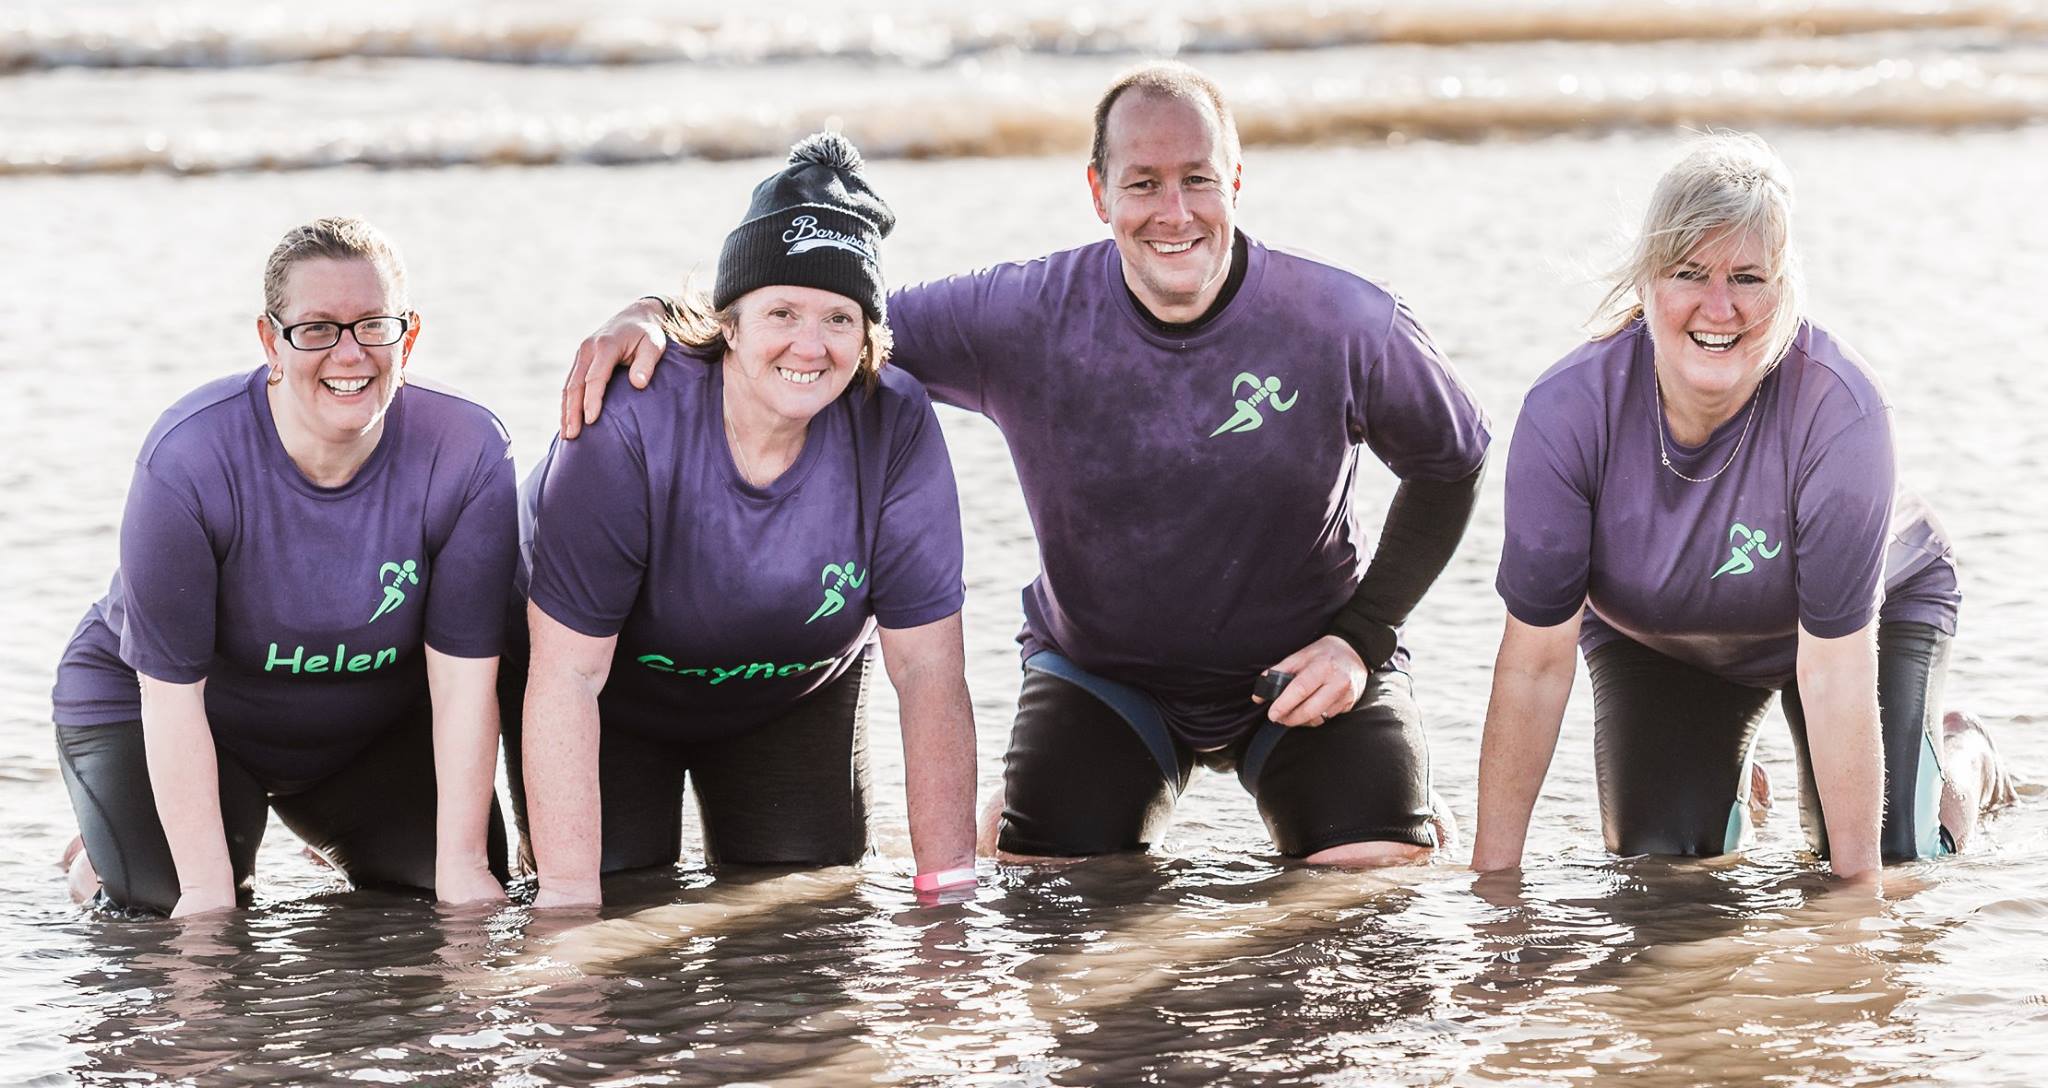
560, 298, 671, 438
1256, 634, 1369, 727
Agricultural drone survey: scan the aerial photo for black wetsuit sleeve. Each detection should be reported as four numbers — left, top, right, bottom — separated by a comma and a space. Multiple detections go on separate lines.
1327, 462, 1485, 669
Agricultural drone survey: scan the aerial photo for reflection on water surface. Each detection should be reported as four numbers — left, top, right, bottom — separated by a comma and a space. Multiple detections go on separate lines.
29, 848, 2048, 1085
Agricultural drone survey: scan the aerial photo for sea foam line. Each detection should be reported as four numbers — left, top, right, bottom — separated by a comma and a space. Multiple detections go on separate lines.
6, 65, 2044, 176
1, 2, 2040, 71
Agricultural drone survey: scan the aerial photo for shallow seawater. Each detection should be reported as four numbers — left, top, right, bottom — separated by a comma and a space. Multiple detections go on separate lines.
4, 5, 2048, 1083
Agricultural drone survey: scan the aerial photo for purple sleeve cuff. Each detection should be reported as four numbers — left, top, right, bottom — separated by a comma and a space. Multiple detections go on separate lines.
115, 462, 220, 688
525, 407, 652, 641
874, 589, 965, 632
423, 436, 519, 660
1498, 584, 1584, 631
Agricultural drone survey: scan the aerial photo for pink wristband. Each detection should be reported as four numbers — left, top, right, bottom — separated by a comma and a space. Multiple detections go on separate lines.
913, 867, 977, 893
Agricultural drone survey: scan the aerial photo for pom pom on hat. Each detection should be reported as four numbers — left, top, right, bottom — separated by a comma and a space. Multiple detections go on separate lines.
789, 132, 864, 172
715, 131, 894, 322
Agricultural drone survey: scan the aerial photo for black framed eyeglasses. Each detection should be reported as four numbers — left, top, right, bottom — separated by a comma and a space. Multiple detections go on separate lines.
267, 313, 411, 351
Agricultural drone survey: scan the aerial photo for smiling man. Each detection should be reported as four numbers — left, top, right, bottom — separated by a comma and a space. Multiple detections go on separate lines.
563, 62, 1490, 866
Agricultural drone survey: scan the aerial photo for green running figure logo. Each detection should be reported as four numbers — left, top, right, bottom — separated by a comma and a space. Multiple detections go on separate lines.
370, 559, 420, 622
806, 561, 866, 624
1711, 523, 1782, 580
1208, 372, 1298, 437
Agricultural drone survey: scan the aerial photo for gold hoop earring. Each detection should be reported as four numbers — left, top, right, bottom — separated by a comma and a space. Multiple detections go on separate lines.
266, 367, 283, 387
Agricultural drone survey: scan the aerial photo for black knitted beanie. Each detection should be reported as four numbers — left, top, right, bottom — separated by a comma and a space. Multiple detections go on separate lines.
714, 133, 894, 322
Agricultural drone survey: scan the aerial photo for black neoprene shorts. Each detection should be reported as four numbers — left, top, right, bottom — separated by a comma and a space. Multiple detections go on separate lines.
1587, 620, 1952, 861
55, 705, 511, 915
994, 654, 1437, 859
502, 651, 874, 873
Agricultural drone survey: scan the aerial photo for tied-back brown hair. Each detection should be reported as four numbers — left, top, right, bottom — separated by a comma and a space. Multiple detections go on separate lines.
262, 216, 407, 318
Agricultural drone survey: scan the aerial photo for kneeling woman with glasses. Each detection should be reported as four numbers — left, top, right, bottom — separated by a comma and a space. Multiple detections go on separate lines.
51, 217, 518, 916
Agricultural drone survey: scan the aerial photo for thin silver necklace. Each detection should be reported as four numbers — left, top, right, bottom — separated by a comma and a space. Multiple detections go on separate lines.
723, 409, 760, 486
1653, 374, 1759, 484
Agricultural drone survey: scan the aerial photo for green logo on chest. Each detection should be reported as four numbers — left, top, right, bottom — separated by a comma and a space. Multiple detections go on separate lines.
806, 561, 866, 624
1711, 522, 1783, 580
370, 559, 420, 622
1209, 372, 1298, 437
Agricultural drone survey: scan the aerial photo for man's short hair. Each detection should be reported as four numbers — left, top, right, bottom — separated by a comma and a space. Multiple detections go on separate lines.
1089, 62, 1242, 177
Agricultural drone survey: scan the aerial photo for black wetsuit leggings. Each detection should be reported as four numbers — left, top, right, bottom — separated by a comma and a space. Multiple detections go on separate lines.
1588, 620, 1951, 861
501, 652, 874, 873
996, 664, 1437, 859
55, 707, 511, 915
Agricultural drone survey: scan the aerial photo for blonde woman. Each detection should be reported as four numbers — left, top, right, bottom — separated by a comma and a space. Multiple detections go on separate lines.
1471, 134, 2006, 881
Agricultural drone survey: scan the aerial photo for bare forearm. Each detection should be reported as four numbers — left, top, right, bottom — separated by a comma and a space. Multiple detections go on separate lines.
428, 658, 503, 879
1794, 623, 1883, 880
896, 667, 978, 874
1798, 656, 1883, 879
1471, 633, 1577, 872
433, 714, 499, 868
523, 666, 605, 903
139, 682, 235, 908
879, 616, 978, 880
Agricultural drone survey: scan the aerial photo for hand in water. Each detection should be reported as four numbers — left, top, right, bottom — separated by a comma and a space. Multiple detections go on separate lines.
560, 298, 671, 438
436, 863, 507, 906
170, 886, 238, 919
532, 880, 603, 910
1827, 861, 1885, 893
1256, 634, 1370, 727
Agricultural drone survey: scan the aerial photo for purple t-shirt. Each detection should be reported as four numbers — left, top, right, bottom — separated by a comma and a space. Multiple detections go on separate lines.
523, 346, 965, 743
888, 235, 1491, 747
1497, 320, 1959, 689
52, 367, 518, 788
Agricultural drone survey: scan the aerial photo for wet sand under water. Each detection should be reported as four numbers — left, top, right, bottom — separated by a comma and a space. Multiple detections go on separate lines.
2, 128, 2046, 1085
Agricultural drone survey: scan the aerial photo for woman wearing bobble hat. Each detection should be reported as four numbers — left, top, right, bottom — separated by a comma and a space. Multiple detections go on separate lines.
513, 134, 978, 906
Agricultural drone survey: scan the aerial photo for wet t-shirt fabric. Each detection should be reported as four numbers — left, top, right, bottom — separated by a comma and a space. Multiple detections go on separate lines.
1497, 320, 1959, 689
888, 234, 1492, 748
52, 367, 518, 789
522, 347, 964, 744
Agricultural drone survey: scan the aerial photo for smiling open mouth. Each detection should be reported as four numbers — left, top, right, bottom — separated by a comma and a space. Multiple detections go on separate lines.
1148, 240, 1196, 254
776, 367, 823, 385
321, 376, 371, 395
1688, 331, 1741, 352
